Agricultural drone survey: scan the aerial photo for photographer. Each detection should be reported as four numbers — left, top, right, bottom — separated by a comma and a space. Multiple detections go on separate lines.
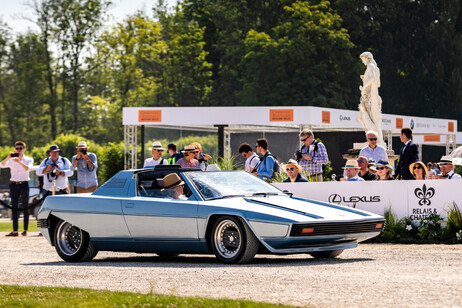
36, 145, 73, 196
295, 129, 328, 182
1, 141, 34, 237
72, 141, 98, 193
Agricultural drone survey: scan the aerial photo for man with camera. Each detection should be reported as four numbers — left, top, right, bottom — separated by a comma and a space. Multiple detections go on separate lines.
1, 141, 34, 237
72, 141, 98, 193
296, 129, 328, 182
36, 145, 73, 196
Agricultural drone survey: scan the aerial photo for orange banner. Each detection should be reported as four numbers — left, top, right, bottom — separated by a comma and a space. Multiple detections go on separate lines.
448, 122, 454, 132
322, 111, 330, 124
269, 109, 294, 122
139, 110, 162, 122
423, 135, 441, 142
396, 118, 403, 129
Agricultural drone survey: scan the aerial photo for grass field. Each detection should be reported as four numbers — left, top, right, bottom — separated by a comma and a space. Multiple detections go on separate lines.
0, 285, 295, 308
0, 221, 39, 232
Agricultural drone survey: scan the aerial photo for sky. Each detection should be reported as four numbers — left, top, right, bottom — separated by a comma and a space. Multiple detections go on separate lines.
0, 0, 177, 34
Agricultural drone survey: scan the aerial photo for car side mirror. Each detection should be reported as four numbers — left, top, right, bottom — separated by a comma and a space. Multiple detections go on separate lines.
283, 190, 293, 197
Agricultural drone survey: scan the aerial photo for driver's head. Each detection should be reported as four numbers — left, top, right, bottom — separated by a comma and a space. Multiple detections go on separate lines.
161, 173, 185, 191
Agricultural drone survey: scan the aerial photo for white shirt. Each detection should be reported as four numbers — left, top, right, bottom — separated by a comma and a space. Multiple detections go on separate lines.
446, 171, 462, 180
245, 153, 259, 172
36, 156, 73, 191
143, 157, 168, 168
1, 155, 34, 181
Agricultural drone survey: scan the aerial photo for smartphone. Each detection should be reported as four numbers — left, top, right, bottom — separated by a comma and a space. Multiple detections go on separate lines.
10, 153, 19, 158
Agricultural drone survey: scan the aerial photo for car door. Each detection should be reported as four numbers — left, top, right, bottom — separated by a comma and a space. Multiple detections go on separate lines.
122, 196, 199, 240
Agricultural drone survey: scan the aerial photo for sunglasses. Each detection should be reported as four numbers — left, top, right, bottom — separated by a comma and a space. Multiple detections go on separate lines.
376, 167, 386, 170
357, 160, 364, 163
154, 149, 163, 152
300, 138, 308, 142
413, 165, 422, 170
439, 163, 451, 166
286, 167, 295, 171
15, 147, 23, 150
368, 138, 377, 141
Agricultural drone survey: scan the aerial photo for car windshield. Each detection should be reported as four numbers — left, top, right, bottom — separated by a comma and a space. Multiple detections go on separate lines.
186, 171, 284, 201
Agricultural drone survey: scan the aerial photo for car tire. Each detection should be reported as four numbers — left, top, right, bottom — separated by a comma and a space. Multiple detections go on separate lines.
309, 249, 344, 259
211, 216, 259, 264
54, 220, 98, 262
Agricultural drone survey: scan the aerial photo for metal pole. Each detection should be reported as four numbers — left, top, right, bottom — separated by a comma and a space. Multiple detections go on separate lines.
141, 125, 145, 164
214, 125, 228, 159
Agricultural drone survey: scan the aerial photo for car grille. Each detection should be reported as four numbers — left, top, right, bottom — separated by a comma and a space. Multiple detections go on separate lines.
37, 219, 48, 229
290, 220, 385, 236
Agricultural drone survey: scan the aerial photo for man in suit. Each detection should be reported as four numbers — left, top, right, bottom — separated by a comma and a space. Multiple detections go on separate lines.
395, 127, 418, 180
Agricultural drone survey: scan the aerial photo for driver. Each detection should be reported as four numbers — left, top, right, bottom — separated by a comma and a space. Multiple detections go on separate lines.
161, 173, 187, 200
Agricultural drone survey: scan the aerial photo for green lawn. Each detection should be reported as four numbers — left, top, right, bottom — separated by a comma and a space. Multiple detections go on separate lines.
0, 221, 39, 232
0, 285, 296, 308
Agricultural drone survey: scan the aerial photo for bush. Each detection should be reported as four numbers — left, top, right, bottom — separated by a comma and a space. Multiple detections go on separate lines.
98, 142, 125, 184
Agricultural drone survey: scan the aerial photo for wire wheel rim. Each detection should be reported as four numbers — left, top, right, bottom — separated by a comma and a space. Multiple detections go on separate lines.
56, 222, 83, 256
214, 219, 242, 259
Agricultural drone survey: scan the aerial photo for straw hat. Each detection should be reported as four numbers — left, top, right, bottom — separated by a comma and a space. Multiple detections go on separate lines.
149, 141, 165, 151
161, 173, 185, 191
409, 161, 428, 175
282, 159, 302, 173
342, 160, 360, 169
439, 155, 453, 164
181, 144, 198, 154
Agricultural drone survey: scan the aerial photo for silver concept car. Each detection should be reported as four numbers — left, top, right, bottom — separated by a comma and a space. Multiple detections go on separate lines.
38, 166, 385, 264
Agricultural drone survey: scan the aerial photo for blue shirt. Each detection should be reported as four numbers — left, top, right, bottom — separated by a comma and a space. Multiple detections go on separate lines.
348, 175, 365, 181
359, 145, 388, 163
257, 152, 275, 180
71, 153, 98, 189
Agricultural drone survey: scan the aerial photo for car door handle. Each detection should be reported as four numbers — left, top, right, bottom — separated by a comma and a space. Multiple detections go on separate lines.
125, 202, 134, 208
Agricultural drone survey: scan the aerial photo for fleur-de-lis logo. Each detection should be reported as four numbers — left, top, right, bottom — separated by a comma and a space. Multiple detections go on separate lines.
414, 184, 435, 206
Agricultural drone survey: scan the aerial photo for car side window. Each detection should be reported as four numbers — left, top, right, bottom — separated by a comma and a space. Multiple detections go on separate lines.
137, 171, 194, 200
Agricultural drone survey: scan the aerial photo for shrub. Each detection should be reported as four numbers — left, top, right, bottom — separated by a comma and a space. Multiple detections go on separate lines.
99, 142, 125, 184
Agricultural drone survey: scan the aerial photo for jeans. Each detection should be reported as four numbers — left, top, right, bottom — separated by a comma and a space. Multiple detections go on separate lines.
10, 182, 29, 232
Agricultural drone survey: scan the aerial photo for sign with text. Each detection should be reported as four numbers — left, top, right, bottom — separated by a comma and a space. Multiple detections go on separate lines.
273, 180, 462, 221
138, 110, 162, 122
322, 111, 331, 124
269, 109, 294, 122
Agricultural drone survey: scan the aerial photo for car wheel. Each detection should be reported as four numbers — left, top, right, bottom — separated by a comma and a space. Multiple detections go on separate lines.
54, 220, 98, 262
211, 216, 259, 264
309, 249, 344, 259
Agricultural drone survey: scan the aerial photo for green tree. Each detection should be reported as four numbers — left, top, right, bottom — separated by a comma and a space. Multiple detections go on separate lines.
50, 0, 111, 132
239, 1, 356, 107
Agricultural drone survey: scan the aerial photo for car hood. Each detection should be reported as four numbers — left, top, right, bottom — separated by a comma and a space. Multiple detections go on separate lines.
202, 195, 380, 223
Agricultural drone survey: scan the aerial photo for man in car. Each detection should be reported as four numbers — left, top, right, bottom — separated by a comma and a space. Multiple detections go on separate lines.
1, 141, 34, 237
161, 173, 187, 200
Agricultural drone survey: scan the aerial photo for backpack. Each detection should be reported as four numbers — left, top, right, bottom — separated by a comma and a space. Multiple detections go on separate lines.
258, 152, 280, 178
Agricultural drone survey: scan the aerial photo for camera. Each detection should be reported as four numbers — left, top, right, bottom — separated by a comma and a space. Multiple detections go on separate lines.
49, 163, 58, 177
80, 149, 87, 155
295, 150, 303, 162
10, 153, 19, 158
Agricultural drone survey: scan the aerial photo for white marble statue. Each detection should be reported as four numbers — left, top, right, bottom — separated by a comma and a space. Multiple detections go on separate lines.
359, 52, 384, 144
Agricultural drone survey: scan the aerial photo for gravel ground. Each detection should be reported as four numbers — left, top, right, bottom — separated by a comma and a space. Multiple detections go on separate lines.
1, 232, 461, 308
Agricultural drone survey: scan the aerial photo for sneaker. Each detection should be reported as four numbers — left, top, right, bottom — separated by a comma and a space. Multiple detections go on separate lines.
5, 232, 18, 237
21, 231, 27, 236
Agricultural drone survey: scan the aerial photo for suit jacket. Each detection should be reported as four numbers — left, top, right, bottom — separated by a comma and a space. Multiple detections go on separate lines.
396, 141, 419, 180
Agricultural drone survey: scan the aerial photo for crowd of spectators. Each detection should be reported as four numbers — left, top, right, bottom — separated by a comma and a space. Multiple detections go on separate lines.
1, 126, 460, 235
